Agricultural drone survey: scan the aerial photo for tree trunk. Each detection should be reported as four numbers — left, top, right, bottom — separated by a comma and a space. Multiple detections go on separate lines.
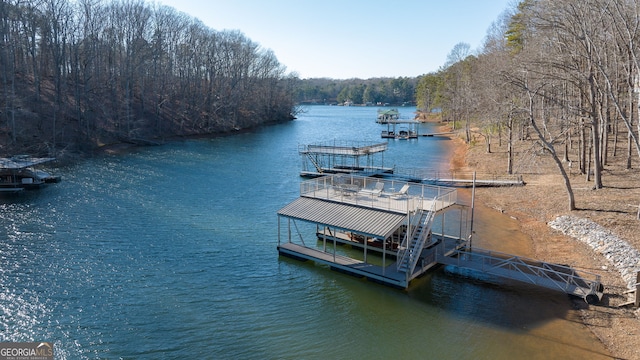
528, 92, 575, 210
580, 118, 586, 174
589, 72, 603, 189
507, 115, 513, 175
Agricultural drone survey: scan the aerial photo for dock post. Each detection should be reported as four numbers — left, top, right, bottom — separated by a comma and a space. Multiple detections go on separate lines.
635, 271, 640, 308
469, 171, 476, 250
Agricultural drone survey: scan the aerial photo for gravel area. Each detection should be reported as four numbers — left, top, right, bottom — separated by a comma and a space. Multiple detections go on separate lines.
549, 215, 640, 290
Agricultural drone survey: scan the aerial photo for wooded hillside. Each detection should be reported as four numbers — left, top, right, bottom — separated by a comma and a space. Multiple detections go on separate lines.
294, 77, 417, 106
0, 0, 297, 157
417, 0, 640, 211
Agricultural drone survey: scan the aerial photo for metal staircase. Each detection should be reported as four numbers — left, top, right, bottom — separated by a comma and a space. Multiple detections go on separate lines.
397, 202, 437, 274
305, 153, 323, 174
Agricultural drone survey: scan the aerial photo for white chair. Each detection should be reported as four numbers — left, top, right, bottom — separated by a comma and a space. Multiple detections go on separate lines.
360, 182, 384, 197
390, 184, 410, 198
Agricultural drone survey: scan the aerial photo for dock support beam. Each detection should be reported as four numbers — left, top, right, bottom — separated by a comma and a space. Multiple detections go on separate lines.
469, 172, 476, 250
636, 271, 640, 308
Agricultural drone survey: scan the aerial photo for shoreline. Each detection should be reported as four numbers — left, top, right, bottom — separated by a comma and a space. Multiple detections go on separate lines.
444, 123, 640, 359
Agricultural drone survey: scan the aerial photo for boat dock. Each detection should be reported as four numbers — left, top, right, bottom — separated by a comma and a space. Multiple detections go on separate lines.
392, 168, 525, 187
380, 120, 420, 139
376, 108, 400, 124
0, 156, 60, 192
277, 174, 602, 303
298, 141, 393, 178
420, 131, 455, 137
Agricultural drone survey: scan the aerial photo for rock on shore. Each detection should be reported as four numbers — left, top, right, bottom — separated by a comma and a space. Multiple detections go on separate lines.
549, 215, 640, 290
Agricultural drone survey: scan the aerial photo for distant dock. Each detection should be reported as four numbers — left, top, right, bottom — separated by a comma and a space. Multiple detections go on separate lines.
420, 131, 455, 137
298, 140, 393, 178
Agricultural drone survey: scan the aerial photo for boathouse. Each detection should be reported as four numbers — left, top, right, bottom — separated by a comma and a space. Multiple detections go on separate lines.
0, 156, 60, 192
376, 108, 400, 124
277, 174, 604, 303
277, 174, 468, 288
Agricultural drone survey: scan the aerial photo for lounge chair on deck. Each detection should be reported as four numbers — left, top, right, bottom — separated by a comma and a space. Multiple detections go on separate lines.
390, 184, 410, 198
360, 182, 384, 197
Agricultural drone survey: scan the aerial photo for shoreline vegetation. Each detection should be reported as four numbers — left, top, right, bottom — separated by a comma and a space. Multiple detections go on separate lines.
440, 119, 640, 359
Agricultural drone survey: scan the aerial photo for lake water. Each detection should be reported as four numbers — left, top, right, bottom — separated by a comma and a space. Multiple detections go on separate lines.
0, 106, 611, 359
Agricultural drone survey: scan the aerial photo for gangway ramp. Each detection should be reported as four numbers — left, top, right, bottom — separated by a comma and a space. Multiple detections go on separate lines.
437, 248, 604, 303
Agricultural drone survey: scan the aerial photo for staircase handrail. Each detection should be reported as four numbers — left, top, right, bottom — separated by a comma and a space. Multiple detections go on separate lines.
396, 200, 437, 273
305, 153, 323, 173
395, 208, 422, 270
406, 205, 437, 273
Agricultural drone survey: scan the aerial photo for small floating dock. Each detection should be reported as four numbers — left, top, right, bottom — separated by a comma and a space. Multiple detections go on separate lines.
277, 174, 603, 303
420, 131, 455, 137
298, 140, 393, 178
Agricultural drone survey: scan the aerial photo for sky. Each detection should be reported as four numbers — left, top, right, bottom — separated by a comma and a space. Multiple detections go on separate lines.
156, 0, 515, 79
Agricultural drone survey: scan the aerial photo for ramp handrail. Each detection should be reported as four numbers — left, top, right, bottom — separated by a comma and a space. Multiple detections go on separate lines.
446, 249, 602, 299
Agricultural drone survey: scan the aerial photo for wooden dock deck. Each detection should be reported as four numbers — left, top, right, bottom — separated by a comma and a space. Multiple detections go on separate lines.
278, 242, 407, 288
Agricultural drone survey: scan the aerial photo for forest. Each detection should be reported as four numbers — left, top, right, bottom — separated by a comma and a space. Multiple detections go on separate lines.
294, 77, 417, 106
415, 0, 640, 210
0, 0, 297, 157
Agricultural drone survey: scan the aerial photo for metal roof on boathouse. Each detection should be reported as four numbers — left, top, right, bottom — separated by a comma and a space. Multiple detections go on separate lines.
277, 197, 406, 239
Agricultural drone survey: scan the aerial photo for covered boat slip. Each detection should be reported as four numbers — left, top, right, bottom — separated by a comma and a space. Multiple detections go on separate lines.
277, 174, 468, 288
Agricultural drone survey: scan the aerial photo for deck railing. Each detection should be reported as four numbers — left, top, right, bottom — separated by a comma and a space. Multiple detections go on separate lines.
393, 168, 524, 186
299, 174, 457, 214
299, 140, 388, 155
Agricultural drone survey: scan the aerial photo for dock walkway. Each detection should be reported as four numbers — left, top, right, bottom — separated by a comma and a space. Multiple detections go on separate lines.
438, 248, 603, 303
392, 168, 525, 187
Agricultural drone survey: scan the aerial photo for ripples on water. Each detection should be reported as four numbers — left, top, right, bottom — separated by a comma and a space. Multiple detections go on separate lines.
0, 106, 610, 359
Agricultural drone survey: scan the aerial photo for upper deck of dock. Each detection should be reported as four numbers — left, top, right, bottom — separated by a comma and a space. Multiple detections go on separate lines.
298, 141, 392, 178
296, 175, 457, 214
299, 140, 388, 156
